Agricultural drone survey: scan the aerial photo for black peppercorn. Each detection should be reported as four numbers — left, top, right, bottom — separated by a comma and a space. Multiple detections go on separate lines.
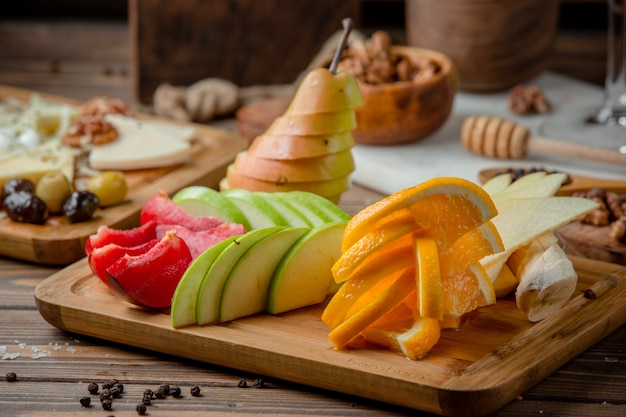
159, 383, 170, 395
191, 385, 201, 397
253, 378, 265, 388
102, 379, 119, 389
142, 395, 151, 405
79, 396, 91, 407
136, 402, 147, 415
170, 384, 182, 397
143, 388, 154, 398
101, 398, 113, 411
155, 387, 166, 399
109, 385, 121, 398
5, 372, 17, 382
237, 379, 247, 388
100, 388, 112, 402
87, 381, 99, 394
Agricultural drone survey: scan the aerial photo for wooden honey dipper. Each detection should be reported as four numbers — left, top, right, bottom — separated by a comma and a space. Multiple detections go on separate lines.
461, 116, 626, 166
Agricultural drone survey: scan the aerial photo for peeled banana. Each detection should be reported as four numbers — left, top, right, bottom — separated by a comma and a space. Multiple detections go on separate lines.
507, 233, 577, 322
481, 173, 598, 322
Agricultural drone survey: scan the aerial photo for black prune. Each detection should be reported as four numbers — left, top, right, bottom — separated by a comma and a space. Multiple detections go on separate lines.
3, 178, 35, 200
4, 191, 49, 224
62, 191, 99, 223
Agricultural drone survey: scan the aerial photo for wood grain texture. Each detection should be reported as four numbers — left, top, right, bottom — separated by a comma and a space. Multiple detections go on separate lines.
0, 85, 248, 265
33, 256, 626, 417
129, 0, 361, 103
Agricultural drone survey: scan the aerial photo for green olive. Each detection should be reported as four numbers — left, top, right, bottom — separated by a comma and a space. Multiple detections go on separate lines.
86, 171, 128, 207
35, 171, 73, 214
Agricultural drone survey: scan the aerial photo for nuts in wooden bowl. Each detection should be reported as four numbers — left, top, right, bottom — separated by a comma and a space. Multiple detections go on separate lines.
333, 31, 457, 146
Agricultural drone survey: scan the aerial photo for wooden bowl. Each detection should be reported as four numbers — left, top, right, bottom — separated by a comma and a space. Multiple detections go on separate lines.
235, 46, 457, 146
351, 45, 457, 146
405, 0, 559, 93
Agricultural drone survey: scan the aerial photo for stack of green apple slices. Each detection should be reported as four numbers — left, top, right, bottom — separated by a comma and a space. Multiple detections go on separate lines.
170, 187, 350, 328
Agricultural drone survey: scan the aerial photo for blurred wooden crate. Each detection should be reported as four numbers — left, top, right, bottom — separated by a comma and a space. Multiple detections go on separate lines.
129, 0, 360, 103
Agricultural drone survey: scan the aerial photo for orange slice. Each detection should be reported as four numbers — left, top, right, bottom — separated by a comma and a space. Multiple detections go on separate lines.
437, 221, 501, 328
415, 236, 442, 320
440, 262, 494, 329
342, 177, 497, 251
440, 220, 503, 277
328, 266, 416, 348
332, 210, 418, 282
363, 318, 441, 360
322, 256, 413, 330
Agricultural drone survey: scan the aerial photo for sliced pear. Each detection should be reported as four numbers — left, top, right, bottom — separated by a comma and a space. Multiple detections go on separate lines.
266, 111, 357, 136
482, 173, 512, 195
222, 164, 352, 198
196, 227, 283, 325
233, 150, 354, 182
171, 236, 239, 328
247, 131, 355, 160
267, 222, 346, 315
481, 197, 598, 270
219, 227, 309, 322
492, 172, 567, 202
285, 68, 362, 115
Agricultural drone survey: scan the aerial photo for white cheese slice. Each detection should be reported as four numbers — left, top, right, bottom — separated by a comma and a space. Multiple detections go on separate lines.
89, 115, 193, 170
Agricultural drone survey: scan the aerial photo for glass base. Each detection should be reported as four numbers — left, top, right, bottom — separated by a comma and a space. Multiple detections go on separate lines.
540, 106, 626, 153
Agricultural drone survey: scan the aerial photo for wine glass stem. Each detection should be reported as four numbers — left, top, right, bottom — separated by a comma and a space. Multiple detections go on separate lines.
598, 0, 626, 125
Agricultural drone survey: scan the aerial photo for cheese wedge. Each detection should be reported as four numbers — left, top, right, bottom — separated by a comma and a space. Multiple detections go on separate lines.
89, 115, 194, 170
0, 155, 59, 189
0, 139, 77, 188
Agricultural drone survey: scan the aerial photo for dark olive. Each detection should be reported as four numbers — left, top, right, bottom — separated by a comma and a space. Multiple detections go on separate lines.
4, 191, 49, 224
62, 191, 99, 223
3, 178, 35, 200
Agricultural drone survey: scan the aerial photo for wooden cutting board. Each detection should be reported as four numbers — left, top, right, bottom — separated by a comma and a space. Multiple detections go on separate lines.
0, 85, 247, 265
35, 256, 626, 417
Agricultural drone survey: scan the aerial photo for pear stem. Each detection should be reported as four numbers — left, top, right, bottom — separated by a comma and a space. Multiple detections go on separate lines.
329, 18, 353, 74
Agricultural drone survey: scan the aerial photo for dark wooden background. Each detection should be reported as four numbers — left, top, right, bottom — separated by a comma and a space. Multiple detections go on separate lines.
0, 0, 610, 105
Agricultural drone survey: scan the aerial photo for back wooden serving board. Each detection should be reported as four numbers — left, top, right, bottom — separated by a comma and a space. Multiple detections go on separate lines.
0, 85, 247, 265
35, 256, 626, 417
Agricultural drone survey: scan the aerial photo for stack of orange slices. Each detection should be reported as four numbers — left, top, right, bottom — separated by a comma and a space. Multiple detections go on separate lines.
321, 177, 504, 359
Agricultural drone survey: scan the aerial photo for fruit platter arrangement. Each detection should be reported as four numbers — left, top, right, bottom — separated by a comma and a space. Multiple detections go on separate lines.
0, 85, 247, 265
33, 19, 626, 417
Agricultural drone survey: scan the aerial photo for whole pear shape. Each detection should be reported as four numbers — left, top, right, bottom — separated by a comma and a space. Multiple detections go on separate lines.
286, 68, 362, 115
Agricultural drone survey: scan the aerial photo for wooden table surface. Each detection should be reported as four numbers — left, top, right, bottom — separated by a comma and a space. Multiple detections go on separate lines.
1, 18, 625, 417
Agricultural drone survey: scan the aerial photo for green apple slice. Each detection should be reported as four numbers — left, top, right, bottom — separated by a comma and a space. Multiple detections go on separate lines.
220, 190, 276, 229
219, 227, 309, 322
257, 192, 313, 227
220, 188, 289, 226
281, 190, 351, 222
196, 227, 283, 325
272, 193, 330, 227
267, 222, 346, 315
172, 186, 250, 229
170, 236, 239, 328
